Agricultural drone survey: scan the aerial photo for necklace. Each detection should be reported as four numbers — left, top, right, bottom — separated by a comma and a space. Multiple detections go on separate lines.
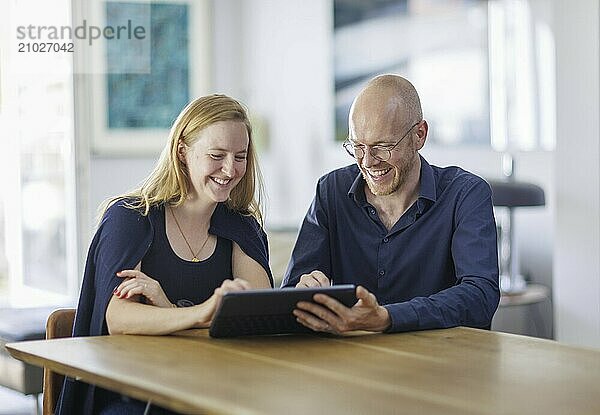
169, 206, 210, 262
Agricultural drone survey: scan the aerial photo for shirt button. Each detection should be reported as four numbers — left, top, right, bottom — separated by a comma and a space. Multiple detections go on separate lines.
369, 208, 376, 215
379, 269, 385, 276
383, 237, 389, 243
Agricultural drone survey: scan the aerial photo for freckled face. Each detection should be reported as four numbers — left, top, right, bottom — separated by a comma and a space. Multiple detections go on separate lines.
182, 121, 249, 204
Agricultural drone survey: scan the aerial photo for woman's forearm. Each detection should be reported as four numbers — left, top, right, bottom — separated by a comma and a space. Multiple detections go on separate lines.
106, 296, 214, 335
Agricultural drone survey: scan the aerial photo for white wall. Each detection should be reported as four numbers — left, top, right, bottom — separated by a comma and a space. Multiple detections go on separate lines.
89, 157, 154, 224
236, 0, 337, 228
552, 0, 600, 348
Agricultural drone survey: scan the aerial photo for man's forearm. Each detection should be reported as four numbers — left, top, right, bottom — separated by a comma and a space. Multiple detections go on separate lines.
384, 277, 499, 332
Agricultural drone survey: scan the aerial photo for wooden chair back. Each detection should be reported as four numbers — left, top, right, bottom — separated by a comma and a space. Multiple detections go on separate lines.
43, 308, 76, 415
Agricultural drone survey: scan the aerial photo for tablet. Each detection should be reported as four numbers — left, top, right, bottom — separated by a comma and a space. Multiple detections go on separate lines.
209, 285, 357, 338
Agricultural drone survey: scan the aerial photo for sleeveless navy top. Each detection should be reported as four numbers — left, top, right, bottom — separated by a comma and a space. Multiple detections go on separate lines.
141, 207, 233, 306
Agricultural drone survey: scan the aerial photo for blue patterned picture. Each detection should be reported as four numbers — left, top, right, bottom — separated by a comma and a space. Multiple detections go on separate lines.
106, 2, 189, 129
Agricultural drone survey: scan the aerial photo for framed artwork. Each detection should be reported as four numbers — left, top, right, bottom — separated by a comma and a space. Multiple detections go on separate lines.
89, 0, 211, 155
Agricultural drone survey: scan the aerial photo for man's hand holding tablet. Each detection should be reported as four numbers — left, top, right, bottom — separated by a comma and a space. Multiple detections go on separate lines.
292, 270, 392, 334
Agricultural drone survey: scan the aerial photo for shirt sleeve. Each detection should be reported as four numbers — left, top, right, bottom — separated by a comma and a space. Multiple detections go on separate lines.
281, 180, 332, 287
384, 179, 500, 332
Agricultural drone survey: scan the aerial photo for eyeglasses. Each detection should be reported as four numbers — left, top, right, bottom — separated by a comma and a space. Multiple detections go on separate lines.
343, 121, 421, 162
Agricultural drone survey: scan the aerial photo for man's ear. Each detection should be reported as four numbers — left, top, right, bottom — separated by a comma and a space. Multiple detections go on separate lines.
177, 140, 187, 164
415, 120, 428, 150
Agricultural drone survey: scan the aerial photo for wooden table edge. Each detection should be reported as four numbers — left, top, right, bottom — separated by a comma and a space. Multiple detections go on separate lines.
5, 339, 243, 415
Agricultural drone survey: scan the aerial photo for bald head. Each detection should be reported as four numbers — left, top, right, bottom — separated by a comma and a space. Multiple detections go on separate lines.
349, 75, 422, 140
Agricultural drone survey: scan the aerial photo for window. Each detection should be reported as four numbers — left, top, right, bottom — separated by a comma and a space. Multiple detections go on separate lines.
333, 0, 555, 151
0, 0, 78, 306
334, 0, 490, 145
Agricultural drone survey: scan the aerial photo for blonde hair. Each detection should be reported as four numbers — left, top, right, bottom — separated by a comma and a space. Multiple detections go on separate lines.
101, 94, 265, 223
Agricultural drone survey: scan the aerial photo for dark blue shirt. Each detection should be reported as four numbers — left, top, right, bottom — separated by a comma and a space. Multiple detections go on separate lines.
282, 155, 499, 332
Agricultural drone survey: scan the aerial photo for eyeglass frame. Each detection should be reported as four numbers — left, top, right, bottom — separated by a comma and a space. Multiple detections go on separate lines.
343, 120, 422, 162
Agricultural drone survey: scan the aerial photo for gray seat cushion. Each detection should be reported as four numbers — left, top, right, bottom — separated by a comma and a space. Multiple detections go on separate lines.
0, 307, 57, 395
0, 307, 56, 342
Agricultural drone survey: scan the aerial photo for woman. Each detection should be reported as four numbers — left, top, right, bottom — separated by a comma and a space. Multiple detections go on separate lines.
57, 95, 272, 414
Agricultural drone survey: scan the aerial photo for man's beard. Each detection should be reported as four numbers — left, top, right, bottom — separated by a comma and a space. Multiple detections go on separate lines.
361, 155, 415, 196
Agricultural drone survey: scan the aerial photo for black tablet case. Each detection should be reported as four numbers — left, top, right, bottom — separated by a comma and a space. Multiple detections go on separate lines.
209, 285, 357, 337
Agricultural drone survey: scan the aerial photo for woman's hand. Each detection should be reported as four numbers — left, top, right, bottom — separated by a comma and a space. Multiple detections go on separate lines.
114, 270, 173, 308
195, 278, 252, 328
295, 270, 331, 288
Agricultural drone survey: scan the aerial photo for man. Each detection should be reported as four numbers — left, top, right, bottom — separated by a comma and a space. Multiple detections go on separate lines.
282, 74, 499, 333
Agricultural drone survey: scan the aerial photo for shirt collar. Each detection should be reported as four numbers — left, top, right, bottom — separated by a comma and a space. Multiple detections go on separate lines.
347, 154, 437, 206
419, 155, 437, 203
348, 167, 368, 206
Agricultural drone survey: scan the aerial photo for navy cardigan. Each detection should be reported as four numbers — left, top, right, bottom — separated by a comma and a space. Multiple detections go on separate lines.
57, 200, 272, 414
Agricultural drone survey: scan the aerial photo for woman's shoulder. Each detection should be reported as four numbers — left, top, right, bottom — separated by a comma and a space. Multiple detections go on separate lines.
100, 198, 163, 232
212, 204, 272, 279
211, 204, 262, 235
103, 198, 142, 220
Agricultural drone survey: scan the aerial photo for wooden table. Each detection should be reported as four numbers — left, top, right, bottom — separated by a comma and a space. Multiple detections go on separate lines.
6, 327, 600, 414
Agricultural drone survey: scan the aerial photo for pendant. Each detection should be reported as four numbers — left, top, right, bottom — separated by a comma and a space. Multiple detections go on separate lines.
191, 257, 200, 262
